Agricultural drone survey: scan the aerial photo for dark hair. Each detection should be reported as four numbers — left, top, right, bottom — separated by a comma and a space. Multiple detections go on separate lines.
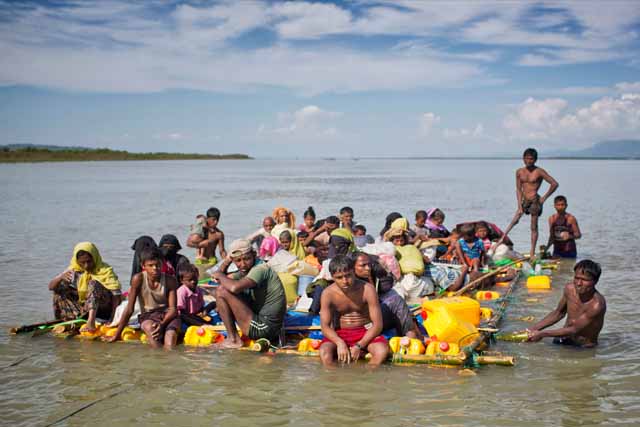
304, 206, 316, 219
574, 260, 601, 283
554, 195, 567, 204
380, 212, 403, 237
326, 215, 340, 225
76, 250, 93, 260
279, 230, 293, 241
340, 206, 353, 215
459, 223, 475, 238
178, 263, 199, 280
416, 210, 427, 220
523, 148, 538, 160
431, 209, 445, 221
298, 230, 309, 239
329, 254, 354, 275
354, 224, 367, 234
206, 207, 221, 219
140, 247, 162, 264
263, 216, 275, 225
475, 221, 489, 231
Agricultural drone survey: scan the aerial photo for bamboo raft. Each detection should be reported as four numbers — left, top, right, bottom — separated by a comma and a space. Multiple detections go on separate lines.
11, 259, 559, 369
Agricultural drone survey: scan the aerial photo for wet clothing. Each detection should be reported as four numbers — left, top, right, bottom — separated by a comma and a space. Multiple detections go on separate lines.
138, 310, 180, 332
320, 326, 388, 351
551, 214, 578, 258
131, 236, 158, 280
380, 289, 414, 336
234, 263, 286, 340
52, 279, 113, 321
521, 195, 543, 216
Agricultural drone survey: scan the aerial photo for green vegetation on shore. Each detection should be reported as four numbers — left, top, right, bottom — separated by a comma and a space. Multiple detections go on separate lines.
0, 147, 251, 163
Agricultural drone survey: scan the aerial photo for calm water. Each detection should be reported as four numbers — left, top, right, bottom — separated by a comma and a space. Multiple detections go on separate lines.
1, 159, 638, 427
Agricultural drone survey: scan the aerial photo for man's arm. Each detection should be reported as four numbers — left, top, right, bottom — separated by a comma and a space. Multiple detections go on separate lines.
303, 223, 329, 247
529, 288, 568, 332
568, 215, 582, 240
538, 168, 559, 204
529, 298, 604, 341
212, 271, 256, 294
217, 231, 227, 259
160, 276, 178, 328
186, 233, 202, 249
515, 169, 523, 210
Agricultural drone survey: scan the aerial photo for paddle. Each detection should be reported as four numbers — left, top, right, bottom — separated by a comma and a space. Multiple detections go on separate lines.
452, 257, 527, 297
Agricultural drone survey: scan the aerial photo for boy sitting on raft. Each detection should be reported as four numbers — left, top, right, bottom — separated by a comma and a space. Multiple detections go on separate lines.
177, 263, 216, 326
319, 255, 389, 367
454, 223, 486, 273
543, 195, 581, 258
105, 248, 180, 349
527, 260, 606, 347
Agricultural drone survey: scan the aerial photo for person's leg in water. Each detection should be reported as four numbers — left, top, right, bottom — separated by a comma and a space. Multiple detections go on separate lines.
366, 341, 389, 366
530, 213, 539, 261
496, 210, 523, 248
214, 285, 255, 348
319, 341, 338, 367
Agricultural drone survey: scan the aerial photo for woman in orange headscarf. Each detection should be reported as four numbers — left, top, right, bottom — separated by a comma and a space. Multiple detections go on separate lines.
272, 206, 296, 229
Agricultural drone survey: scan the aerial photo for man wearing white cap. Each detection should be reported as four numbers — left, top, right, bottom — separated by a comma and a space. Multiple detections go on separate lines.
212, 239, 286, 348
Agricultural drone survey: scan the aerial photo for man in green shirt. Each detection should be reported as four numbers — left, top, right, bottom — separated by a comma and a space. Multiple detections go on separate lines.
212, 239, 286, 348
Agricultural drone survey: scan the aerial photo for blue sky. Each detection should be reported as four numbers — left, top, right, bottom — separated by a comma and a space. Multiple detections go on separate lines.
1, 0, 639, 157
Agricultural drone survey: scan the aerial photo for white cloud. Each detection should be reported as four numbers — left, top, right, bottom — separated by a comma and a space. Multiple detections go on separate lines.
261, 105, 343, 142
615, 81, 640, 92
503, 92, 640, 143
271, 2, 352, 39
419, 112, 441, 135
153, 132, 186, 141
443, 123, 485, 140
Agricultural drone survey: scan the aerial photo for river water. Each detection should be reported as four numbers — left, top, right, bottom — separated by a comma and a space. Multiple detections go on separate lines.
1, 159, 638, 426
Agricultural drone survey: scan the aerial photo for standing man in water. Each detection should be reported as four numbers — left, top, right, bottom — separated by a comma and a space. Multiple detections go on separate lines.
496, 148, 558, 260
527, 260, 606, 347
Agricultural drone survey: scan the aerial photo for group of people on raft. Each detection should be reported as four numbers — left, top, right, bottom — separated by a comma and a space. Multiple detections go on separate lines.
47, 148, 606, 365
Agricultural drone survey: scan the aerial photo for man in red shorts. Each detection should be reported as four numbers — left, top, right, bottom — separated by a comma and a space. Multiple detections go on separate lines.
319, 255, 389, 367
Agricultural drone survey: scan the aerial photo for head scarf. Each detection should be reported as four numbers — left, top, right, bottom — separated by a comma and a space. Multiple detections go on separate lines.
383, 227, 408, 243
271, 206, 296, 229
272, 226, 306, 260
130, 236, 157, 280
158, 234, 183, 270
391, 217, 409, 231
328, 228, 355, 259
380, 212, 403, 237
426, 208, 448, 233
69, 242, 121, 303
259, 236, 281, 260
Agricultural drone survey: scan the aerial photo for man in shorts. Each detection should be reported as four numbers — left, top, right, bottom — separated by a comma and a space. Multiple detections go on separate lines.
212, 239, 286, 348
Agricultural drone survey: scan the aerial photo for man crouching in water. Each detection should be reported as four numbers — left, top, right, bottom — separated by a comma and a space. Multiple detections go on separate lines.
527, 259, 606, 348
319, 255, 389, 367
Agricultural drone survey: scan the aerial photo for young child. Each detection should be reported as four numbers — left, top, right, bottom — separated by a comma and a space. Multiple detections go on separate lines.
440, 227, 461, 262
353, 224, 374, 248
105, 248, 179, 349
177, 263, 216, 326
475, 221, 492, 251
544, 195, 581, 258
455, 223, 485, 272
411, 210, 430, 238
189, 214, 207, 261
319, 255, 389, 366
187, 207, 227, 268
298, 206, 316, 233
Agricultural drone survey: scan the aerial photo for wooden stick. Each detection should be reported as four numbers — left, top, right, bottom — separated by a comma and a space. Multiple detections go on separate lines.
203, 324, 322, 332
453, 257, 527, 296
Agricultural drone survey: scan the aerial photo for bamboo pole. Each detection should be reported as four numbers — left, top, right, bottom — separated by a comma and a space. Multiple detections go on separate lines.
453, 257, 527, 297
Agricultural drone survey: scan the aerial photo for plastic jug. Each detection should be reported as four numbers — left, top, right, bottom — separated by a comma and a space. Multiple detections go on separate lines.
475, 291, 501, 301
426, 340, 460, 356
297, 338, 321, 352
184, 325, 220, 346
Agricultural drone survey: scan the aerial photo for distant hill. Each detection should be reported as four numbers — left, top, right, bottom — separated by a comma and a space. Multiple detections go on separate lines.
2, 143, 92, 151
545, 140, 640, 159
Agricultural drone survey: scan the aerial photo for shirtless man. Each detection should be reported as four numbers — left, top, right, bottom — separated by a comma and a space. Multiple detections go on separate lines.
187, 207, 227, 268
527, 260, 606, 348
211, 239, 286, 348
497, 148, 558, 260
319, 255, 389, 367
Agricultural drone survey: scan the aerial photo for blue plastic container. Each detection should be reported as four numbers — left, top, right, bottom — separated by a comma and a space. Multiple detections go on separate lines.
297, 275, 315, 297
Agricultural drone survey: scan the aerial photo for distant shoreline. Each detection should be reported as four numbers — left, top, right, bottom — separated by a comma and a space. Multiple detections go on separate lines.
0, 148, 252, 163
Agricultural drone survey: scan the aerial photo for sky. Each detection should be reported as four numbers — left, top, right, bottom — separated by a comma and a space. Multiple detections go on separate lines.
1, 0, 639, 158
